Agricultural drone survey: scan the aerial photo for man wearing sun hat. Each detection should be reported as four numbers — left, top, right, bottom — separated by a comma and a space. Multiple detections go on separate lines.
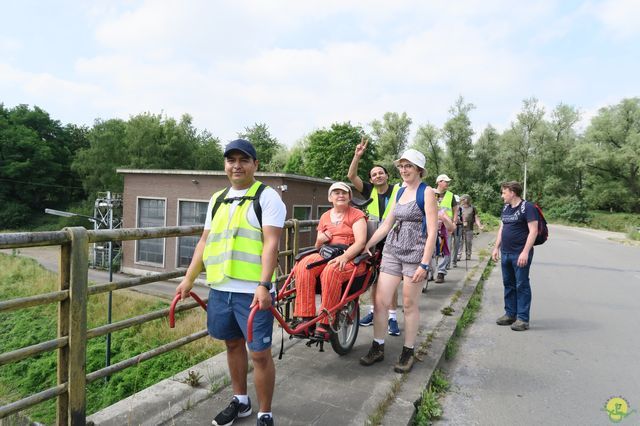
175, 139, 286, 426
433, 174, 459, 283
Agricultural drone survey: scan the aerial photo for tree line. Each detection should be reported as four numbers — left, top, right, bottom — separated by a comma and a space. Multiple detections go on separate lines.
1, 96, 638, 229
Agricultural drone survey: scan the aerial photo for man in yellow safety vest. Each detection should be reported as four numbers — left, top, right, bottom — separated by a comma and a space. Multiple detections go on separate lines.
347, 136, 401, 336
176, 139, 285, 426
433, 174, 459, 283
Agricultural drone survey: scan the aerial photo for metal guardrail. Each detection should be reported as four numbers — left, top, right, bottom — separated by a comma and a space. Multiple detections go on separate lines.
0, 219, 316, 425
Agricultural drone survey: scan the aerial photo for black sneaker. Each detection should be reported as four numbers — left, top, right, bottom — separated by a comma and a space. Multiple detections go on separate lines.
257, 414, 274, 426
212, 396, 252, 426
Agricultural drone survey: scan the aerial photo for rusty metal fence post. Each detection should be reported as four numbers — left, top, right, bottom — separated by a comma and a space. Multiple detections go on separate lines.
57, 241, 71, 425
66, 227, 89, 425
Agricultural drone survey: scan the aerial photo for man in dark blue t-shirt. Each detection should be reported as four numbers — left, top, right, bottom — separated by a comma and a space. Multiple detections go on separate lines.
491, 181, 538, 331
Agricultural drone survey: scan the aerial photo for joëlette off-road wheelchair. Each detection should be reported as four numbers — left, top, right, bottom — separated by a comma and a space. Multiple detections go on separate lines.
169, 198, 380, 356
246, 197, 381, 355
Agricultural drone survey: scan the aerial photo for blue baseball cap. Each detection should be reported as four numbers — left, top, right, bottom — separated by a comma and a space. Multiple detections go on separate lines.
224, 139, 257, 160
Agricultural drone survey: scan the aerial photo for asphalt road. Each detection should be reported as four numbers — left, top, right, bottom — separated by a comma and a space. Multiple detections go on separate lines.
436, 225, 640, 426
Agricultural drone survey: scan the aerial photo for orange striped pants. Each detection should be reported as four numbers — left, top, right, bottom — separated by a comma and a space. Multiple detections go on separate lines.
293, 253, 367, 324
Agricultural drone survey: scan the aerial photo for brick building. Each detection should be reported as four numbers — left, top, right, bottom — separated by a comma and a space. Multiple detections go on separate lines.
117, 169, 335, 275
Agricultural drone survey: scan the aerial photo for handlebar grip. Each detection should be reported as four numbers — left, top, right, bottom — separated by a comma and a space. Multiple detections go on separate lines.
169, 291, 207, 329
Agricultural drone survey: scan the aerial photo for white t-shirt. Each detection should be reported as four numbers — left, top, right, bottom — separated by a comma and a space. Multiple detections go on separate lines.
204, 184, 286, 293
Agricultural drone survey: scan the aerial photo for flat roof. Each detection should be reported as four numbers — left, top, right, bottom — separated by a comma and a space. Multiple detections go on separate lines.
116, 169, 335, 185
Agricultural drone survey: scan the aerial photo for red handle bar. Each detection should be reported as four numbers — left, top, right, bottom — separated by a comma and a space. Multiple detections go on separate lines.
169, 292, 207, 328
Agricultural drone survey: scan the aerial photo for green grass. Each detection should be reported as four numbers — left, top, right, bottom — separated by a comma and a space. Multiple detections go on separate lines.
413, 370, 449, 425
0, 253, 223, 424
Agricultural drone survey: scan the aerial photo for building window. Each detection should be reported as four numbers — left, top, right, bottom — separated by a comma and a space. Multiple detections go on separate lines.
317, 205, 331, 219
136, 198, 166, 265
177, 200, 208, 267
293, 205, 312, 232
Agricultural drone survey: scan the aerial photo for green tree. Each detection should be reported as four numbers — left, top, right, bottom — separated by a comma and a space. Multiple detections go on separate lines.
442, 96, 475, 192
574, 98, 640, 212
470, 125, 502, 213
125, 113, 199, 169
72, 119, 128, 195
0, 104, 87, 228
284, 140, 307, 175
515, 97, 545, 199
370, 112, 412, 177
194, 130, 224, 171
304, 123, 373, 180
238, 123, 282, 167
411, 123, 443, 184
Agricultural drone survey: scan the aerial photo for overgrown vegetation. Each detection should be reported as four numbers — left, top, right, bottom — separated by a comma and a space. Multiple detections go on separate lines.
413, 370, 450, 425
0, 254, 223, 424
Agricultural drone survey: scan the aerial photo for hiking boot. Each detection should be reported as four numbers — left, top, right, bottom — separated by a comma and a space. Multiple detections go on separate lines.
496, 315, 516, 326
212, 396, 252, 426
510, 319, 530, 331
466, 254, 471, 260
257, 414, 274, 426
359, 311, 374, 327
388, 318, 400, 336
435, 273, 445, 283
360, 341, 384, 366
393, 346, 415, 373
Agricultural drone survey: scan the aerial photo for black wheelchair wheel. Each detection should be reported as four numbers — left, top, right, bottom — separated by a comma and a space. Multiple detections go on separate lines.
329, 300, 359, 355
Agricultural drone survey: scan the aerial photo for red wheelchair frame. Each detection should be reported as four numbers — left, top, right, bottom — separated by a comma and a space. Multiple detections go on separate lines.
169, 198, 379, 356
169, 249, 379, 356
248, 247, 380, 355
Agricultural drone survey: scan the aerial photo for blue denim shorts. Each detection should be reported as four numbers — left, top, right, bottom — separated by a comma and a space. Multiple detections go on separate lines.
206, 289, 274, 352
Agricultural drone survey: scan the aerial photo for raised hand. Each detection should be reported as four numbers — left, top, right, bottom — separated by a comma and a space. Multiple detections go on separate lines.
354, 136, 368, 158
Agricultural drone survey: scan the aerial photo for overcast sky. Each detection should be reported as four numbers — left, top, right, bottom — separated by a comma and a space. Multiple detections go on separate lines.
2, 0, 639, 146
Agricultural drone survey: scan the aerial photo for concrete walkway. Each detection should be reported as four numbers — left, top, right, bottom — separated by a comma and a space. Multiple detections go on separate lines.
87, 232, 496, 426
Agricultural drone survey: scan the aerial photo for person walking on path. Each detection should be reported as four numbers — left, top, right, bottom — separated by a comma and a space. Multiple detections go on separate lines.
347, 136, 401, 336
433, 174, 458, 283
459, 194, 484, 260
176, 139, 286, 426
451, 195, 463, 267
359, 149, 438, 373
491, 181, 538, 332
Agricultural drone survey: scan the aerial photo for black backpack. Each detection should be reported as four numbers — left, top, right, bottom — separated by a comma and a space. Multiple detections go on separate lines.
529, 202, 548, 246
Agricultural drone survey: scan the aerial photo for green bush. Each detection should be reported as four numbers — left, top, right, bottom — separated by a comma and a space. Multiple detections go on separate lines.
589, 211, 640, 233
545, 196, 591, 224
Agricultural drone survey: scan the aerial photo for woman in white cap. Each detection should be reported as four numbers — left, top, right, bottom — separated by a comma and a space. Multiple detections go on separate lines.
359, 149, 438, 373
292, 182, 368, 338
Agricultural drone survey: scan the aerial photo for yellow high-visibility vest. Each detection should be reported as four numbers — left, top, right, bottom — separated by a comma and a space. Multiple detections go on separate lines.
367, 184, 400, 221
202, 181, 273, 284
439, 190, 454, 218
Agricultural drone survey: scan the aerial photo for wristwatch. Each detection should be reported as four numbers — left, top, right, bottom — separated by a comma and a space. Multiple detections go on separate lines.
419, 263, 429, 271
257, 281, 273, 290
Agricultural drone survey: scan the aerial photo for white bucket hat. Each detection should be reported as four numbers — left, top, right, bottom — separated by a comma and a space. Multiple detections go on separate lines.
394, 149, 426, 169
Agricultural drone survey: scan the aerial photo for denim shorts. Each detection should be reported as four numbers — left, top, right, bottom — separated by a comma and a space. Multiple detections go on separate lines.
206, 289, 274, 352
380, 250, 420, 278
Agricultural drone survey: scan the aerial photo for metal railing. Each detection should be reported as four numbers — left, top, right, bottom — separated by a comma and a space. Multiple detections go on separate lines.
0, 219, 316, 425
